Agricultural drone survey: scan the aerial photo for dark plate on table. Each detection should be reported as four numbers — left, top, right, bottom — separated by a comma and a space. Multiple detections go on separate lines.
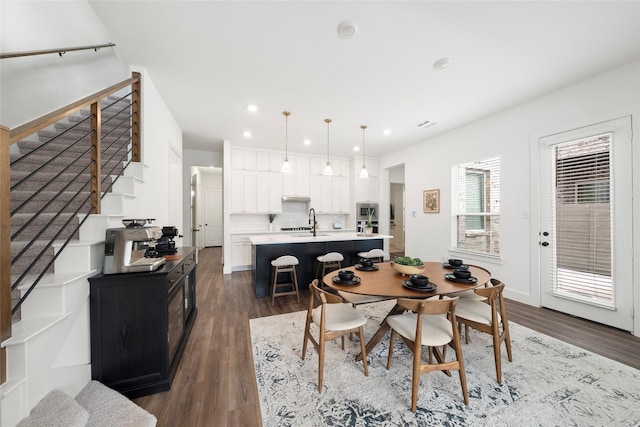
444, 273, 478, 284
332, 276, 361, 286
355, 264, 379, 272
401, 280, 437, 292
443, 263, 469, 270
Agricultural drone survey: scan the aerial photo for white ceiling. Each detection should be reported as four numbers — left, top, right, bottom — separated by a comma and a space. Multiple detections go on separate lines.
89, 1, 640, 158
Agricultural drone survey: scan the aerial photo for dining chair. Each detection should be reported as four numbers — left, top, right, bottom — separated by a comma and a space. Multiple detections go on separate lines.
455, 278, 512, 383
337, 291, 392, 306
302, 280, 369, 392
386, 296, 468, 412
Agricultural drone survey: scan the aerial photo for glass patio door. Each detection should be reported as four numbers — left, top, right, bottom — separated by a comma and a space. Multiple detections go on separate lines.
539, 116, 633, 331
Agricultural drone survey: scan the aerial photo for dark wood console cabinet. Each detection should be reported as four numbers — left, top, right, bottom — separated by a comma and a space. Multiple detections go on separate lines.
88, 247, 197, 398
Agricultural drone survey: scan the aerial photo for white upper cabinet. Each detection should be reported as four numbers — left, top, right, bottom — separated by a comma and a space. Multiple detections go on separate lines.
353, 157, 379, 177
230, 170, 257, 213
310, 157, 350, 177
256, 172, 283, 213
355, 177, 379, 203
282, 155, 310, 197
256, 151, 283, 172
231, 149, 257, 170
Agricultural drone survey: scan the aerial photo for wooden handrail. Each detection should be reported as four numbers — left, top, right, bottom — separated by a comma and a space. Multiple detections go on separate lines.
0, 43, 115, 60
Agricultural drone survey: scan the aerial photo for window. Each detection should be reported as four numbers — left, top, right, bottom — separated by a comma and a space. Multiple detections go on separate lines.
453, 156, 500, 256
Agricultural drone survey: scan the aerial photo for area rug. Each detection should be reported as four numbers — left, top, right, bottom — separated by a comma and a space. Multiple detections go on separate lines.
250, 301, 640, 426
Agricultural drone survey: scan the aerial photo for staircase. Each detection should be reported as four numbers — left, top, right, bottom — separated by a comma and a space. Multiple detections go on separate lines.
0, 96, 147, 426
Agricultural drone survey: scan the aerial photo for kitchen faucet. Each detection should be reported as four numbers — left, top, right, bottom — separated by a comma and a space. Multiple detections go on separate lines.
308, 208, 316, 237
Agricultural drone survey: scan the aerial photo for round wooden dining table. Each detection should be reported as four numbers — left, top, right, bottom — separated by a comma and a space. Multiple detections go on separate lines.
323, 261, 491, 360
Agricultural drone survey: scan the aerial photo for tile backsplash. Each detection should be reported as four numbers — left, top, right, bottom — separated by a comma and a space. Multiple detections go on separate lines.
231, 202, 349, 233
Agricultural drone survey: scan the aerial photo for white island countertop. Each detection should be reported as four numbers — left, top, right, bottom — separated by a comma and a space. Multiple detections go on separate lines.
249, 232, 392, 245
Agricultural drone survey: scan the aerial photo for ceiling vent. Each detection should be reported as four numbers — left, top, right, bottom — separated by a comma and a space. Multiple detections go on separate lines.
417, 120, 437, 129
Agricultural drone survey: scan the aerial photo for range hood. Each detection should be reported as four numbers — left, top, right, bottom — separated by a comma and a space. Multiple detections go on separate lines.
282, 196, 311, 203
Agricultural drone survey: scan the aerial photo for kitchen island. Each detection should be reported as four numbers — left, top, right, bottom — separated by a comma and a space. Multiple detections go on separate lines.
250, 233, 392, 297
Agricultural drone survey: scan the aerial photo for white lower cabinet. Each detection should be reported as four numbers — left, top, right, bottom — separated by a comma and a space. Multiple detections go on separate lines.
231, 235, 252, 269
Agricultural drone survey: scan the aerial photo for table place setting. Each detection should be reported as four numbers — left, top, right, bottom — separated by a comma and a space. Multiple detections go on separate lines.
355, 258, 379, 271
442, 258, 469, 269
401, 274, 437, 292
331, 270, 361, 286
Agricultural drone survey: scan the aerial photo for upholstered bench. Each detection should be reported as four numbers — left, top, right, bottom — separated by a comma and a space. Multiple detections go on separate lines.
17, 380, 157, 427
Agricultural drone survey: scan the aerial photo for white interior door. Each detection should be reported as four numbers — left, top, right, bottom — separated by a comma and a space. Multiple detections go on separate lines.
203, 187, 223, 247
539, 116, 633, 331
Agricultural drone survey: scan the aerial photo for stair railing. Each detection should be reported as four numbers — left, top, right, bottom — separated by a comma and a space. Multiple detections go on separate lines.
0, 72, 141, 384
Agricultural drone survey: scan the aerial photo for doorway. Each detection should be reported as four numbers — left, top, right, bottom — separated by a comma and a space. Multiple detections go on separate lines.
191, 166, 223, 248
389, 165, 405, 257
538, 116, 633, 331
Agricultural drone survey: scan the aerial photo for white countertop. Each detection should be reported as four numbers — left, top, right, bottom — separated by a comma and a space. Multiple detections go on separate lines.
249, 232, 392, 245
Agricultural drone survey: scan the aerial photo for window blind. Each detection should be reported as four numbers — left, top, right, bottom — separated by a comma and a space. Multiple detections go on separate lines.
453, 156, 500, 255
547, 133, 613, 305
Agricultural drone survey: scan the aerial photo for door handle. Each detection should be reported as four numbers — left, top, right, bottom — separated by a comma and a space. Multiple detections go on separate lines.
540, 242, 549, 247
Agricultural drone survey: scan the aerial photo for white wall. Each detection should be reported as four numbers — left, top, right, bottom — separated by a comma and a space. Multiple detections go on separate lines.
129, 66, 183, 236
381, 60, 640, 334
0, 0, 130, 127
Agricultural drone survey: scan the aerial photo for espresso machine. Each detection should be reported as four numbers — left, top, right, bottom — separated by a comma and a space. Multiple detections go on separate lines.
153, 226, 179, 255
103, 219, 166, 274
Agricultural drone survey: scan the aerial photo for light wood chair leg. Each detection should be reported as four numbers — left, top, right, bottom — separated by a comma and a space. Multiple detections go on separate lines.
358, 326, 368, 377
386, 330, 396, 370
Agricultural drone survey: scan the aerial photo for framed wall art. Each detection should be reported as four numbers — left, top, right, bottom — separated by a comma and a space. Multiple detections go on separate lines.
423, 189, 440, 213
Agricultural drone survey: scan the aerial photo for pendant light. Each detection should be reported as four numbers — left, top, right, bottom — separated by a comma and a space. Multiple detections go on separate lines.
359, 125, 369, 178
281, 111, 292, 173
323, 118, 333, 176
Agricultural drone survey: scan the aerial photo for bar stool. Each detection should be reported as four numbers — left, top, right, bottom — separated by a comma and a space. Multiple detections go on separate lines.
357, 248, 386, 263
315, 252, 344, 285
270, 255, 300, 305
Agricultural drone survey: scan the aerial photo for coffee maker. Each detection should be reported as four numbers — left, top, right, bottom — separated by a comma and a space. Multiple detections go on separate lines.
154, 226, 179, 255
103, 219, 166, 274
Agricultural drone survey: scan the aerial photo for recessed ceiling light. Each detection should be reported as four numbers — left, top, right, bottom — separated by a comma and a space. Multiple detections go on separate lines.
383, 129, 392, 135
304, 139, 311, 145
353, 146, 360, 152
243, 131, 251, 138
433, 57, 451, 71
247, 104, 258, 112
337, 20, 358, 39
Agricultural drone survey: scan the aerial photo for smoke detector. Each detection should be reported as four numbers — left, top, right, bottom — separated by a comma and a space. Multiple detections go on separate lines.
337, 20, 358, 39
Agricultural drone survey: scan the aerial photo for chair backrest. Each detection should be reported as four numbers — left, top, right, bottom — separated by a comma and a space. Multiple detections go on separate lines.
309, 280, 343, 305
473, 278, 507, 325
395, 296, 460, 348
396, 296, 458, 317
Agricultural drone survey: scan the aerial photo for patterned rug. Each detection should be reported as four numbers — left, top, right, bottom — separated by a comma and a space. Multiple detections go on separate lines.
250, 301, 640, 426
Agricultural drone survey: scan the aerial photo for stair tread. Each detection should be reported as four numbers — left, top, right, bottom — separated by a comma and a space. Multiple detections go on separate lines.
2, 314, 72, 347
15, 270, 98, 290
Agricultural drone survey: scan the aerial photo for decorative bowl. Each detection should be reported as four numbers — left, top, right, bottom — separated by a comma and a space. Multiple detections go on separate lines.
392, 262, 425, 276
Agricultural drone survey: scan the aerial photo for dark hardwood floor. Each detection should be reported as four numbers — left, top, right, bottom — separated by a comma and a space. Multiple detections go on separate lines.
134, 246, 640, 426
